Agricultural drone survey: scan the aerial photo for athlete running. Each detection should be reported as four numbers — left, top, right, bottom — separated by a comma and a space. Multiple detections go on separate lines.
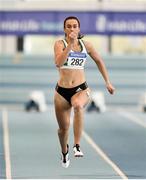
54, 16, 115, 168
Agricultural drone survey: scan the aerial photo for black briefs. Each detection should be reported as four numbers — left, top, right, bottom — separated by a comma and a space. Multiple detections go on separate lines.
55, 82, 88, 104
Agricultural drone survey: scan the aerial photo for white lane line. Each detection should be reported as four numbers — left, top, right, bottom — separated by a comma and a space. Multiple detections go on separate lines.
119, 111, 146, 128
117, 110, 146, 128
83, 131, 128, 180
2, 109, 12, 179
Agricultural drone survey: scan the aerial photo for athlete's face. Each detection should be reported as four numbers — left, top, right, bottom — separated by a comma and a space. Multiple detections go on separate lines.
64, 19, 80, 38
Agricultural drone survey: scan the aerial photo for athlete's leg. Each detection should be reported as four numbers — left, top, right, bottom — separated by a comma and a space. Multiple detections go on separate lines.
54, 91, 72, 154
71, 88, 91, 145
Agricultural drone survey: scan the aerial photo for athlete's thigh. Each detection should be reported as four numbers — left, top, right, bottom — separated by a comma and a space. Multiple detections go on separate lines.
54, 91, 72, 129
71, 88, 91, 107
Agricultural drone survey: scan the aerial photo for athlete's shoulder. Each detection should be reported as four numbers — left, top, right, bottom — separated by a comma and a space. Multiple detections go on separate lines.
54, 39, 65, 51
82, 40, 93, 47
81, 40, 94, 53
54, 39, 64, 46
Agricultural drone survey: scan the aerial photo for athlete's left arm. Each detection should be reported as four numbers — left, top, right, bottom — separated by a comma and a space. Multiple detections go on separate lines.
84, 40, 115, 95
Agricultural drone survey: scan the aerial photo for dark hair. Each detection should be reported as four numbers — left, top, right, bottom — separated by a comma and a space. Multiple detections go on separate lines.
64, 16, 84, 39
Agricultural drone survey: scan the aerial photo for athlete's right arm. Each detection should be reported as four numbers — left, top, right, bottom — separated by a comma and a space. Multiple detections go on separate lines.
54, 40, 72, 67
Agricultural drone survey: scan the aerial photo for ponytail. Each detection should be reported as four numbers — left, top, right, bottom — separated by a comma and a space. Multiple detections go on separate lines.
78, 33, 84, 39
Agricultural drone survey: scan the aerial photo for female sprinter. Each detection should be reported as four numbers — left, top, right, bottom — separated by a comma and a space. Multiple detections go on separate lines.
54, 16, 115, 168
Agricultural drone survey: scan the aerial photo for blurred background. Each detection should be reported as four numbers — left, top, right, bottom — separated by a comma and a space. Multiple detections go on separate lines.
1, 2, 146, 178
0, 0, 146, 110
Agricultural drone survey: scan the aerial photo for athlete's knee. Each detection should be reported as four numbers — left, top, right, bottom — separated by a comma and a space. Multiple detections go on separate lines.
58, 127, 69, 135
72, 101, 83, 111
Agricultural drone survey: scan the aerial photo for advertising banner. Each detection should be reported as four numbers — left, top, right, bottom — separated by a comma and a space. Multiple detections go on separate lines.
0, 11, 146, 35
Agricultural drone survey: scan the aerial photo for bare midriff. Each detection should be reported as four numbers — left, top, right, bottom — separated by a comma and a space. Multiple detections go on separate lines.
58, 68, 86, 88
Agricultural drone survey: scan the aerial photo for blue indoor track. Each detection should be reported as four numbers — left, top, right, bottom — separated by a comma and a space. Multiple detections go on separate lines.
0, 106, 146, 179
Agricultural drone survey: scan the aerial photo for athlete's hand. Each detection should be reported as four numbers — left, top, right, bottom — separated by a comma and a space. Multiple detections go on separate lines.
106, 82, 115, 95
69, 32, 77, 44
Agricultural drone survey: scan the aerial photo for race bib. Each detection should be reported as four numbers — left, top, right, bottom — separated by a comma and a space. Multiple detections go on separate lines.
66, 52, 87, 68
